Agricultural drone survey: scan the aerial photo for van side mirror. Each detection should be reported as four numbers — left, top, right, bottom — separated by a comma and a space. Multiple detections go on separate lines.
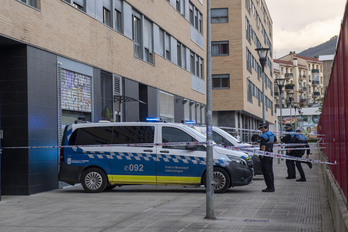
185, 145, 197, 151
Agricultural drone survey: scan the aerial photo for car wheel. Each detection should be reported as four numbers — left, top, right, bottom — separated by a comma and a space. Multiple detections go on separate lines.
203, 167, 231, 193
81, 168, 107, 193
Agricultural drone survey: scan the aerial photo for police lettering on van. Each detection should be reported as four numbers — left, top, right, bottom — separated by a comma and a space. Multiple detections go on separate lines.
59, 122, 253, 193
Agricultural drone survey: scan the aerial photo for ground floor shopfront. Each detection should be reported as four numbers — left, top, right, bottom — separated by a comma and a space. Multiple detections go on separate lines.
0, 36, 205, 195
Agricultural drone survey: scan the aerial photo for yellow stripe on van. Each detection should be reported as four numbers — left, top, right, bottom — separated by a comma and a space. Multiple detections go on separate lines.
108, 175, 156, 185
157, 176, 201, 185
108, 175, 201, 185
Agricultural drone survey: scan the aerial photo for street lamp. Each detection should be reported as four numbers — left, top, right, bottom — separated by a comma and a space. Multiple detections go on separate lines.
293, 102, 298, 130
275, 78, 285, 131
287, 92, 294, 129
256, 47, 270, 123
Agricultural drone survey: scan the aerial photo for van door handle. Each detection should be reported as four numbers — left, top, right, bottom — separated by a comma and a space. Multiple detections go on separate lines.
160, 150, 170, 153
143, 149, 153, 152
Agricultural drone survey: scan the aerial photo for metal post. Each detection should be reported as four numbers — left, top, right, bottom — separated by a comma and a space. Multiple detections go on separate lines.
204, 0, 215, 220
262, 72, 265, 123
289, 100, 292, 128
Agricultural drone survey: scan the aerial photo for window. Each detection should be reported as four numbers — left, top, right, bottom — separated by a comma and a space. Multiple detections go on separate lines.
198, 12, 202, 32
184, 101, 190, 121
189, 2, 202, 33
159, 29, 164, 57
69, 127, 113, 145
211, 8, 228, 23
73, 0, 84, 11
144, 18, 153, 64
165, 33, 171, 60
212, 42, 229, 56
160, 91, 174, 122
112, 126, 155, 145
103, 8, 112, 27
189, 3, 194, 25
177, 43, 182, 67
182, 45, 186, 69
20, 0, 37, 8
200, 58, 203, 79
176, 0, 180, 12
133, 15, 142, 59
101, 72, 113, 121
213, 132, 233, 146
115, 9, 122, 32
212, 74, 230, 89
247, 79, 253, 103
190, 51, 195, 74
162, 127, 205, 150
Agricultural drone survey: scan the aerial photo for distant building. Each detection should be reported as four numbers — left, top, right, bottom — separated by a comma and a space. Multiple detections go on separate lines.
211, 0, 274, 142
319, 54, 335, 92
274, 52, 324, 109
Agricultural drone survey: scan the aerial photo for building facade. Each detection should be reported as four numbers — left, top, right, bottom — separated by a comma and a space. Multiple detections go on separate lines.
211, 0, 274, 142
274, 52, 324, 109
0, 0, 207, 195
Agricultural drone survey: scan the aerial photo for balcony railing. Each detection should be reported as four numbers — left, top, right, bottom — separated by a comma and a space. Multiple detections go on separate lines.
284, 73, 293, 79
299, 75, 306, 80
312, 80, 320, 85
285, 84, 294, 91
274, 91, 279, 96
311, 69, 319, 73
313, 91, 320, 96
299, 86, 307, 93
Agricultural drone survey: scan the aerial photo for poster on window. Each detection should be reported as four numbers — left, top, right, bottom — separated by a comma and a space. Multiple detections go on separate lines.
61, 69, 92, 112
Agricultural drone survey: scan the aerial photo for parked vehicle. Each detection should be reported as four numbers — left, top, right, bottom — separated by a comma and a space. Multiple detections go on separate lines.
59, 122, 253, 193
192, 126, 262, 176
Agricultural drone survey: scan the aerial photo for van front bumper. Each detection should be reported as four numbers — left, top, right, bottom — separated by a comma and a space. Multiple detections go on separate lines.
226, 161, 253, 187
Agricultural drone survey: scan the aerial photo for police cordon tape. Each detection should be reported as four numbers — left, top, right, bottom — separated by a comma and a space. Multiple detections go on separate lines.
0, 141, 334, 165
219, 126, 325, 137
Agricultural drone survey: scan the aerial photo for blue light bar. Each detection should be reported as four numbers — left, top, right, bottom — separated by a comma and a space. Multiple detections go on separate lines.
146, 117, 161, 122
185, 121, 196, 124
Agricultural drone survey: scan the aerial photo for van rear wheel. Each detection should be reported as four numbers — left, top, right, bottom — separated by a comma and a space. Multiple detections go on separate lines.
203, 167, 230, 193
81, 168, 107, 193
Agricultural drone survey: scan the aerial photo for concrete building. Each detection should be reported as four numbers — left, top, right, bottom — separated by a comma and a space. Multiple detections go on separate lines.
319, 54, 335, 92
0, 0, 206, 195
274, 52, 324, 109
211, 0, 274, 142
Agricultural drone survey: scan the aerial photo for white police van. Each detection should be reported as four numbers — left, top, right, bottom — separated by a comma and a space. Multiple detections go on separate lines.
193, 126, 262, 175
59, 121, 253, 193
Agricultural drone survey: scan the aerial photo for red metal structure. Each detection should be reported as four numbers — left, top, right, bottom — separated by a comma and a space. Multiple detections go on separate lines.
318, 1, 348, 202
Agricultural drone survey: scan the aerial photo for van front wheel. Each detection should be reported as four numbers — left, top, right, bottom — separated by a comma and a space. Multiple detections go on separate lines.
203, 167, 230, 193
81, 168, 107, 193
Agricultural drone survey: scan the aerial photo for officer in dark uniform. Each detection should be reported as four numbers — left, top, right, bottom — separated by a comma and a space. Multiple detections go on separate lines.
294, 129, 311, 181
281, 125, 296, 179
258, 123, 277, 192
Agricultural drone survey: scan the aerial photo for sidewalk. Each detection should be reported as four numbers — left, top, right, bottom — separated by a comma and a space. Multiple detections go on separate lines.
0, 146, 334, 232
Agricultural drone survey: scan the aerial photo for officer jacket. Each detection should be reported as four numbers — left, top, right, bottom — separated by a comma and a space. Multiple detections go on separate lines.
260, 130, 277, 152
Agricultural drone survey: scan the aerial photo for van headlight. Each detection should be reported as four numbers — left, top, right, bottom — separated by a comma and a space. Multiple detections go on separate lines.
227, 155, 248, 166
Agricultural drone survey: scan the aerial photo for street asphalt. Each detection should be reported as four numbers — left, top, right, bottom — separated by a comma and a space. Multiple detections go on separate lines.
0, 145, 334, 232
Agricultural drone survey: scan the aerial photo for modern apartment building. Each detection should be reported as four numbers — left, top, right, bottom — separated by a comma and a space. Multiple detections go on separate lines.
274, 52, 324, 109
0, 0, 206, 195
211, 0, 274, 142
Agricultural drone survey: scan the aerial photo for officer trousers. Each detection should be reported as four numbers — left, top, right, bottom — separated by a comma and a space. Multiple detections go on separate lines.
295, 152, 306, 180
260, 156, 274, 190
286, 158, 296, 178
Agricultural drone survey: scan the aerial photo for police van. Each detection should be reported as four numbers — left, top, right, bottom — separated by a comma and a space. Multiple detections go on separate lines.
59, 122, 253, 193
192, 126, 262, 175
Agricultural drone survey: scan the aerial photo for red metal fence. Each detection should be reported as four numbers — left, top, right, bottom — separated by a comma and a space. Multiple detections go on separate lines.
318, 1, 348, 202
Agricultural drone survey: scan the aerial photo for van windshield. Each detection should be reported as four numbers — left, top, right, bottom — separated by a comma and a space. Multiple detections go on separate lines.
183, 125, 208, 142
214, 127, 242, 143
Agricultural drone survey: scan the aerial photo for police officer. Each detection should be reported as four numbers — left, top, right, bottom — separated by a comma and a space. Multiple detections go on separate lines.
294, 129, 311, 181
258, 123, 277, 192
281, 125, 296, 179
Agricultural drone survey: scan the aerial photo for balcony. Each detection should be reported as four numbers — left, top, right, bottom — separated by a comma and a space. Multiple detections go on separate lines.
284, 73, 293, 79
274, 91, 279, 96
299, 75, 306, 80
313, 91, 320, 97
311, 69, 319, 73
298, 86, 307, 93
284, 84, 294, 92
299, 98, 307, 106
312, 80, 320, 86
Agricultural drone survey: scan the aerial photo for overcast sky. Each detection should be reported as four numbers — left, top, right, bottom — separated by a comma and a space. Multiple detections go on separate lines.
266, 0, 347, 59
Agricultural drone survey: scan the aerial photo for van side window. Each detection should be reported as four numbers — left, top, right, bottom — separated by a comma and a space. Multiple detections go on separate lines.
112, 126, 155, 146
213, 132, 233, 146
162, 127, 205, 151
69, 127, 113, 145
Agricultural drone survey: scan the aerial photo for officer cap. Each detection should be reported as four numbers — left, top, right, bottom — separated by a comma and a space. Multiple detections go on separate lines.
296, 129, 301, 133
258, 123, 268, 129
